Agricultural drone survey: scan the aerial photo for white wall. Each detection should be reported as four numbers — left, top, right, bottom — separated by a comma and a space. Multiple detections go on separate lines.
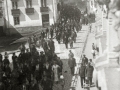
0, 1, 4, 26
4, 0, 58, 28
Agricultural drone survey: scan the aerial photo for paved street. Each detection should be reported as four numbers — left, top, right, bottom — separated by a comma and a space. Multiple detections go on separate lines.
55, 25, 89, 90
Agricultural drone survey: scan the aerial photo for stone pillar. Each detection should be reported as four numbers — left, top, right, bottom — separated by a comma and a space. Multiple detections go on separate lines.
108, 12, 120, 67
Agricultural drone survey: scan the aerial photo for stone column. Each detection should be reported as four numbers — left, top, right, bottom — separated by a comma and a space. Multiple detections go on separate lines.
108, 12, 120, 67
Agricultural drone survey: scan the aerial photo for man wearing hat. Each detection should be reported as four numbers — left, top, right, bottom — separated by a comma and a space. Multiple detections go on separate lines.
41, 75, 53, 90
82, 54, 88, 66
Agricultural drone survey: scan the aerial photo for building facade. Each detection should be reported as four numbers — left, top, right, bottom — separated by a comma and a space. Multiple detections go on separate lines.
0, 0, 4, 36
3, 0, 60, 36
90, 0, 120, 90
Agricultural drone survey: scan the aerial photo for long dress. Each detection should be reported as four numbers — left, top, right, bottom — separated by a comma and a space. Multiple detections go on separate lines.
52, 65, 59, 82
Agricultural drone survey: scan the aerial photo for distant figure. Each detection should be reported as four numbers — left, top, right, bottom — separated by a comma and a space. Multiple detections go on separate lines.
46, 28, 49, 38
48, 38, 55, 54
20, 43, 26, 53
92, 43, 95, 50
91, 49, 96, 59
89, 24, 92, 32
68, 50, 74, 59
69, 37, 73, 48
96, 47, 99, 55
50, 28, 54, 39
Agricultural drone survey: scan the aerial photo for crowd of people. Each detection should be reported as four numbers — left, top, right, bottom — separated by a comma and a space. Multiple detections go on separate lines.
0, 3, 92, 90
0, 38, 65, 90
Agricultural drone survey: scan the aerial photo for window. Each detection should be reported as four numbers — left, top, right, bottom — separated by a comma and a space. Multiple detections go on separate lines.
26, 0, 32, 8
42, 14, 49, 23
12, 2, 18, 9
41, 0, 47, 7
13, 17, 20, 25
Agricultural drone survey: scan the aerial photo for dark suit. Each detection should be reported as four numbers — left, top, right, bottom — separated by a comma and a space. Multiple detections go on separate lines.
43, 64, 52, 79
79, 65, 86, 87
86, 65, 94, 85
41, 78, 53, 90
48, 40, 55, 53
82, 57, 88, 65
68, 58, 76, 75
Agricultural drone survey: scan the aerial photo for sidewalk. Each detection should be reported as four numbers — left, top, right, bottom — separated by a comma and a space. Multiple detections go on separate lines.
76, 27, 98, 90
55, 25, 89, 90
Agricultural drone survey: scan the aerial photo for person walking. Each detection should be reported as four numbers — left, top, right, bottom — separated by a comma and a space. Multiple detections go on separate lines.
48, 38, 55, 54
92, 43, 96, 50
68, 50, 74, 59
41, 75, 53, 90
64, 35, 69, 49
79, 63, 86, 88
46, 28, 49, 38
89, 59, 95, 67
91, 49, 96, 59
82, 55, 88, 66
68, 56, 76, 76
43, 40, 49, 54
50, 28, 54, 39
69, 37, 73, 48
86, 63, 94, 86
52, 61, 60, 84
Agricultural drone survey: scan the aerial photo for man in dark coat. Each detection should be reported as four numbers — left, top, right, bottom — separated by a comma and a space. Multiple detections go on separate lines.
50, 28, 54, 38
3, 56, 10, 67
79, 63, 86, 88
43, 61, 52, 79
64, 35, 69, 49
68, 57, 76, 75
0, 53, 2, 63
82, 55, 88, 66
46, 28, 49, 38
48, 39, 55, 54
43, 41, 49, 54
86, 63, 94, 86
12, 52, 18, 69
41, 30, 45, 39
57, 57, 63, 73
41, 76, 53, 90
4, 64, 11, 79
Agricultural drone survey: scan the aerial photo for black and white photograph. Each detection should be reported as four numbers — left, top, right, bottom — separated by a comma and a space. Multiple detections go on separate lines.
0, 0, 119, 90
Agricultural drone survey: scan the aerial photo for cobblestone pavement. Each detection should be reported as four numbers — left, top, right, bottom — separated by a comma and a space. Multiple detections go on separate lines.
0, 25, 89, 90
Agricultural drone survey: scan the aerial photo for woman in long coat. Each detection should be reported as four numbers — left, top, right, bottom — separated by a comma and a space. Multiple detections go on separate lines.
52, 61, 60, 84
